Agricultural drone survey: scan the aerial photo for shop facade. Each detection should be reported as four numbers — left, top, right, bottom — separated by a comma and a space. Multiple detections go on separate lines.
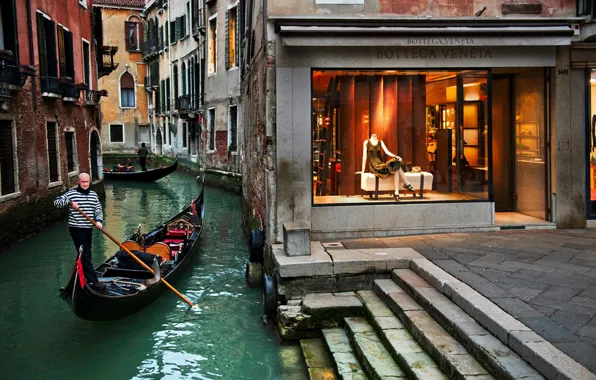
272, 22, 578, 240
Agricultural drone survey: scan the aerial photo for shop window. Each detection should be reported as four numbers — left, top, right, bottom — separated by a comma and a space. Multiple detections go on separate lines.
589, 70, 596, 217
208, 108, 215, 151
110, 124, 124, 143
0, 120, 17, 196
208, 16, 217, 74
65, 131, 77, 173
47, 122, 59, 183
228, 105, 237, 152
120, 72, 135, 108
226, 6, 237, 69
312, 69, 489, 204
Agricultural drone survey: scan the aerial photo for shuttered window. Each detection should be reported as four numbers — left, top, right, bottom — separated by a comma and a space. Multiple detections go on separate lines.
37, 14, 58, 77
47, 122, 59, 183
170, 19, 176, 44
226, 7, 237, 69
125, 22, 141, 51
208, 108, 215, 151
173, 65, 178, 102
65, 131, 77, 173
0, 120, 16, 196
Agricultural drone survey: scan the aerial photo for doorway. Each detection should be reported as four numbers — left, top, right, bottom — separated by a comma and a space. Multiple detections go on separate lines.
90, 130, 101, 180
155, 128, 163, 155
492, 69, 549, 222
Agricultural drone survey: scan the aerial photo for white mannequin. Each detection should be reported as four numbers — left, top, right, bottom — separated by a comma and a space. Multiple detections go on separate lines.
361, 134, 413, 200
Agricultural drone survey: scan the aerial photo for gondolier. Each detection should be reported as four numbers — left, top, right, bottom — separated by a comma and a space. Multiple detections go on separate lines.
54, 173, 105, 290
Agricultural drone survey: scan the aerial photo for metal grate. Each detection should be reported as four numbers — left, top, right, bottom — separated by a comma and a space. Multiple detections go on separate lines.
65, 131, 76, 172
0, 121, 16, 195
47, 122, 59, 182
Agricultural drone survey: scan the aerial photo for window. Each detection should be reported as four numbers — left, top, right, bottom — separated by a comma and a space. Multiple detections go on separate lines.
0, 2, 18, 56
125, 21, 142, 51
228, 105, 237, 152
47, 122, 59, 183
82, 40, 91, 88
165, 21, 169, 47
187, 2, 191, 33
182, 122, 187, 148
57, 25, 74, 78
160, 79, 165, 112
36, 12, 57, 77
180, 15, 187, 39
226, 6, 237, 69
311, 69, 490, 203
65, 131, 77, 173
0, 120, 17, 196
166, 77, 170, 112
109, 124, 124, 143
181, 62, 187, 95
208, 16, 217, 74
170, 19, 176, 44
173, 65, 179, 107
208, 108, 215, 151
120, 72, 135, 108
190, 121, 198, 155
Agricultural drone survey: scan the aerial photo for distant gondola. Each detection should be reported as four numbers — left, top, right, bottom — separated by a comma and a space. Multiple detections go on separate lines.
103, 159, 178, 182
59, 188, 204, 321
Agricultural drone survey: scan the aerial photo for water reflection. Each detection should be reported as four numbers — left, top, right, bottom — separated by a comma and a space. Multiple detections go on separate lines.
0, 171, 297, 380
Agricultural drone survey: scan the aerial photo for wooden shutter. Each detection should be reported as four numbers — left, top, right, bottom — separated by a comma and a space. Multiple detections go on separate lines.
36, 13, 48, 76
125, 21, 133, 50
57, 26, 66, 77
159, 25, 163, 48
139, 23, 144, 46
175, 17, 181, 40
45, 19, 58, 77
225, 10, 229, 70
170, 19, 175, 43
237, 4, 242, 69
65, 30, 74, 78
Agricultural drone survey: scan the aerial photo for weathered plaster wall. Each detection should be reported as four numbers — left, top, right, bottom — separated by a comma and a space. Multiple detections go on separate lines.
98, 7, 148, 154
268, 0, 576, 18
202, 0, 242, 174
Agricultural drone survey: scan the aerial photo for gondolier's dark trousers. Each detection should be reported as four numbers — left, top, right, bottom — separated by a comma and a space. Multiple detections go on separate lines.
69, 227, 99, 284
139, 157, 147, 171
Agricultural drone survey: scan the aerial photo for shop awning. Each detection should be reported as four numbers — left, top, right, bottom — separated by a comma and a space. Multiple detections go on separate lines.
277, 25, 575, 47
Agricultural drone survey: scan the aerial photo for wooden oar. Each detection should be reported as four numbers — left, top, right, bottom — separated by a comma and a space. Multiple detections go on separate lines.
146, 158, 171, 182
69, 202, 195, 307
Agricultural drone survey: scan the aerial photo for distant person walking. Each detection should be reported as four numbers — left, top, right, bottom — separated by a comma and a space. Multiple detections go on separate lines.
138, 143, 149, 171
54, 173, 105, 289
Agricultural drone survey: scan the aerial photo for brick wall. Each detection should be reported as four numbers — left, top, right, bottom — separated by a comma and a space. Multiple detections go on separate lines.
241, 58, 267, 231
0, 74, 99, 217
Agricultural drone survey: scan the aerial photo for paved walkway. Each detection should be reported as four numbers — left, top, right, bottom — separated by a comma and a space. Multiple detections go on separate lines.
338, 229, 596, 375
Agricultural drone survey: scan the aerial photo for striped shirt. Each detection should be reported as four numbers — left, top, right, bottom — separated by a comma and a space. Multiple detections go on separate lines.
54, 187, 103, 228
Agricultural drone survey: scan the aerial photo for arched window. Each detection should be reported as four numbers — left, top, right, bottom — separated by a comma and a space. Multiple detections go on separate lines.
120, 72, 135, 108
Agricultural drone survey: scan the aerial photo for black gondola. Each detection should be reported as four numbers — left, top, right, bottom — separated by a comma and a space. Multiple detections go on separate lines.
59, 188, 205, 321
103, 159, 178, 182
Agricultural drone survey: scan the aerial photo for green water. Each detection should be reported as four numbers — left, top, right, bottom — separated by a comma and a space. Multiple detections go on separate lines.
0, 172, 305, 380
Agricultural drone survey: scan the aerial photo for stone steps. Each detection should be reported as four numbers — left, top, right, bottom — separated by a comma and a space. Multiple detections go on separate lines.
390, 269, 544, 380
300, 338, 337, 380
344, 316, 406, 379
322, 328, 369, 380
356, 290, 448, 380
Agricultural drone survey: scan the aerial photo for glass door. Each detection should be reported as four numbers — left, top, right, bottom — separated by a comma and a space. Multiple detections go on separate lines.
455, 70, 490, 200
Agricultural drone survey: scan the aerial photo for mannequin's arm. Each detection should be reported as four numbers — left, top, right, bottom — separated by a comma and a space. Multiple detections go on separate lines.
381, 141, 402, 161
361, 141, 367, 173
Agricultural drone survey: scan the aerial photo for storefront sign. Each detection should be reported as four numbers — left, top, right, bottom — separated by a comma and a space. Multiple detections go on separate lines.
377, 47, 492, 60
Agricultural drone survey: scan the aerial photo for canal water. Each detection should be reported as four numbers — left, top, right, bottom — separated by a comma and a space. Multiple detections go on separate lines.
0, 171, 306, 380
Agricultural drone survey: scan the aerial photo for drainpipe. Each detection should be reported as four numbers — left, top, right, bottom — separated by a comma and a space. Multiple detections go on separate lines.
26, 0, 39, 189
263, 0, 277, 243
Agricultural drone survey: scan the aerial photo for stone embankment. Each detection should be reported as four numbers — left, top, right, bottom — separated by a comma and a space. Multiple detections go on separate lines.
273, 244, 595, 380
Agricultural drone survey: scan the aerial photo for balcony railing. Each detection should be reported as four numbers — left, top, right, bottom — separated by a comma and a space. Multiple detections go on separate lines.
61, 81, 83, 102
84, 89, 107, 106
97, 46, 118, 78
40, 76, 62, 98
142, 39, 159, 59
0, 54, 35, 99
